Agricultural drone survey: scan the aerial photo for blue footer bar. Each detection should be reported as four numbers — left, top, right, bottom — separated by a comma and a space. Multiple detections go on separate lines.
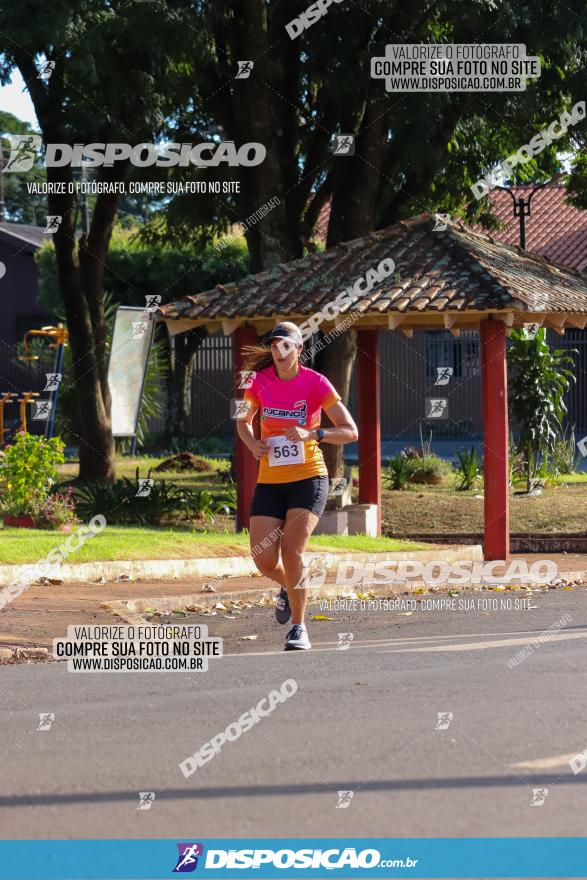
0, 838, 586, 879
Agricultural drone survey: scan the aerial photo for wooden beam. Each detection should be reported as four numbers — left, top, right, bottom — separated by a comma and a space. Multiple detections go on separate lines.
388, 313, 406, 330
495, 312, 515, 327
449, 327, 461, 338
443, 312, 460, 329
163, 318, 207, 336
222, 319, 244, 336
400, 326, 414, 338
566, 315, 587, 330
548, 316, 566, 336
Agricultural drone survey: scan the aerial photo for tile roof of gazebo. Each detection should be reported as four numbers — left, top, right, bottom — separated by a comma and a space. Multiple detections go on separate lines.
156, 213, 587, 336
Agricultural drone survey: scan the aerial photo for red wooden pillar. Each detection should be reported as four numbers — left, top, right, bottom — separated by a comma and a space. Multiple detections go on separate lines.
480, 318, 510, 560
234, 324, 259, 532
357, 329, 382, 535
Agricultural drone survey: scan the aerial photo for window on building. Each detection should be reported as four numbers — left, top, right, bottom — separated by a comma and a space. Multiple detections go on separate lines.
425, 330, 480, 381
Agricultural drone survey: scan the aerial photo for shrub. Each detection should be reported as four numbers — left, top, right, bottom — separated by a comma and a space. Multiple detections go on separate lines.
74, 469, 236, 525
551, 428, 579, 475
0, 433, 65, 518
408, 454, 453, 484
37, 487, 79, 529
454, 446, 483, 491
384, 454, 411, 490
508, 435, 525, 486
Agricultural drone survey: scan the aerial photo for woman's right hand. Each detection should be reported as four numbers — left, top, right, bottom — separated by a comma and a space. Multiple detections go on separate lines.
250, 438, 269, 460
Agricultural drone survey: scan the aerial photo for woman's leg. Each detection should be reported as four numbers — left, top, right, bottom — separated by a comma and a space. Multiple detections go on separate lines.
248, 515, 286, 587
280, 508, 320, 625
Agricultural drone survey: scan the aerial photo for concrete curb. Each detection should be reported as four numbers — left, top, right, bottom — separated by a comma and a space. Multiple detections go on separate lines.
0, 646, 51, 660
106, 573, 587, 623
0, 544, 482, 586
104, 578, 477, 621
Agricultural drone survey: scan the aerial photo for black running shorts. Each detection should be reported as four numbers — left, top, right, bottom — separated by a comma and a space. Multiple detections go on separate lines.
250, 475, 329, 520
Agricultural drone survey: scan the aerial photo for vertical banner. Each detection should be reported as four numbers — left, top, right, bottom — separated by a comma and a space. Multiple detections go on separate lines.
107, 306, 154, 437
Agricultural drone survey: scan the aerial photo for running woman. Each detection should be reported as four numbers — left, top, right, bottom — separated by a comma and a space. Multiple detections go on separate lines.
237, 322, 358, 651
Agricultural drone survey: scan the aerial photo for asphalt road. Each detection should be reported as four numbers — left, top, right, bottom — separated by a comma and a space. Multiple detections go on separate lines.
1, 587, 587, 843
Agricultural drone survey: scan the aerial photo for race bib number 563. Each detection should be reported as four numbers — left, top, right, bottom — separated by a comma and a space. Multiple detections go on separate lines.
267, 435, 305, 467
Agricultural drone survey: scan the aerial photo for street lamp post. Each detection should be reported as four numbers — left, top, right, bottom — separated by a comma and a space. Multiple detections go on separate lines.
494, 180, 558, 250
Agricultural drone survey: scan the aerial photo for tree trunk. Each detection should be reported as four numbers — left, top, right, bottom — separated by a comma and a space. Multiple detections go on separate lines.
48, 164, 123, 483
167, 327, 208, 445
318, 99, 384, 476
315, 330, 357, 478
228, 0, 301, 272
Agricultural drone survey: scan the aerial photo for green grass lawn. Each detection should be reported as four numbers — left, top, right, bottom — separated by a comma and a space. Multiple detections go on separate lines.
0, 525, 430, 565
1, 453, 579, 562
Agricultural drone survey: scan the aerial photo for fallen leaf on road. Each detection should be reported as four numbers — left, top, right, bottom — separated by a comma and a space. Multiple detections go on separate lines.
214, 602, 227, 610
398, 611, 413, 616
202, 584, 217, 593
202, 610, 217, 616
240, 635, 258, 640
311, 614, 334, 621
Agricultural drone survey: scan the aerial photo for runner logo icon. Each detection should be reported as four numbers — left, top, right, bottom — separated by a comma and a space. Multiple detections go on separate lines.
173, 843, 204, 872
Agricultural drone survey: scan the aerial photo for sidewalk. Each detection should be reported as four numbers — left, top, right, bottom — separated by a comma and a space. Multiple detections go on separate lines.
1, 550, 586, 654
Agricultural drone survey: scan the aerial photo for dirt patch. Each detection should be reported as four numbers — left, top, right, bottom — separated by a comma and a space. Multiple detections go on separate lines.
382, 484, 587, 537
153, 452, 213, 473
0, 647, 52, 665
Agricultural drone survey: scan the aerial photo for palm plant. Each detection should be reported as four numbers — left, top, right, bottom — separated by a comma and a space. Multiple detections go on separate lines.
384, 454, 411, 490
454, 446, 483, 491
508, 329, 577, 494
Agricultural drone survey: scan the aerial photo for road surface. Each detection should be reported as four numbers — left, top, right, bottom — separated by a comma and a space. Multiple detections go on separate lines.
1, 587, 587, 842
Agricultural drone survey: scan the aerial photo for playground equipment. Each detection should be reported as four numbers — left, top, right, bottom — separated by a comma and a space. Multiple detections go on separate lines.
0, 324, 68, 447
17, 392, 40, 434
18, 324, 68, 439
0, 391, 42, 446
0, 392, 17, 445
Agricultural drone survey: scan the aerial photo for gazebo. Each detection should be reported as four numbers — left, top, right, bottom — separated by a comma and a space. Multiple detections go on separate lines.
156, 213, 587, 560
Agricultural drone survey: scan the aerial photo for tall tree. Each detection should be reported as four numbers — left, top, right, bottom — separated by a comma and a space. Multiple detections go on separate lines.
158, 0, 587, 474
0, 1, 198, 480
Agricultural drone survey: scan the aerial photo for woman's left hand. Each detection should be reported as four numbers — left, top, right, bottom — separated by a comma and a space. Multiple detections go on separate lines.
285, 426, 312, 442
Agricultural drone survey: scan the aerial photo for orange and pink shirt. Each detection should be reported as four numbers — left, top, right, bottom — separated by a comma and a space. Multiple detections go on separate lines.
244, 365, 340, 484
